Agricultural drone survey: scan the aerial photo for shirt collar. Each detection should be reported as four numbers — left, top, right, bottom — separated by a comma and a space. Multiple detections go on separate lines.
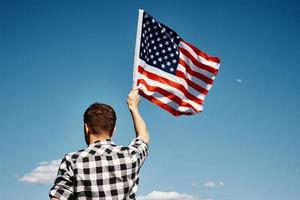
90, 138, 115, 146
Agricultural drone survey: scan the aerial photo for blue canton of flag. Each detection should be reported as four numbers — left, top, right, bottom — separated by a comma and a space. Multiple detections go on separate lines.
139, 13, 181, 75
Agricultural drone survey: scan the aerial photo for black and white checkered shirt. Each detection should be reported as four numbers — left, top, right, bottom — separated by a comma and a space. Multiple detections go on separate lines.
49, 137, 149, 200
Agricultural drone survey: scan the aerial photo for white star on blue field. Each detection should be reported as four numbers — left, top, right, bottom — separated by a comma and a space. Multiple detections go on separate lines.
0, 1, 299, 200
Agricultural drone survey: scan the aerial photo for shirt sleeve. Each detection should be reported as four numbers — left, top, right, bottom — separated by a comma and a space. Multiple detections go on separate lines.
128, 137, 149, 167
49, 154, 75, 200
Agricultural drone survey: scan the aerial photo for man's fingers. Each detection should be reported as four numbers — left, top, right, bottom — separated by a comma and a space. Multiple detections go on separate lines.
129, 88, 139, 96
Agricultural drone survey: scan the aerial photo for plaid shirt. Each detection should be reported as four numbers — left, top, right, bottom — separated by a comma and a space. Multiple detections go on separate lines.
49, 137, 149, 200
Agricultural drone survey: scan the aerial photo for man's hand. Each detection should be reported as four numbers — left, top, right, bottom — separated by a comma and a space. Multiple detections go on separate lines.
127, 89, 140, 112
127, 89, 149, 144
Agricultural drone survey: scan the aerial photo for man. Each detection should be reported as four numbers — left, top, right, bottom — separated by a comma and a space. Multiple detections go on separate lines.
49, 89, 150, 200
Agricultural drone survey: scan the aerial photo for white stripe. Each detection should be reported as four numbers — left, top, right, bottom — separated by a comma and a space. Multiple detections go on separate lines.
179, 41, 220, 69
179, 53, 216, 80
140, 85, 201, 113
137, 74, 203, 111
137, 59, 207, 101
177, 64, 213, 90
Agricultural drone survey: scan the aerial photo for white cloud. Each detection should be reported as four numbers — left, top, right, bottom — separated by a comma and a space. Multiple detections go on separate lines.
236, 78, 242, 83
203, 181, 217, 188
203, 181, 224, 188
137, 191, 211, 200
19, 159, 61, 184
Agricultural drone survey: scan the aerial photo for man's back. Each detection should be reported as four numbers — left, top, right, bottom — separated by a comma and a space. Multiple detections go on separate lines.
49, 89, 150, 200
49, 137, 149, 200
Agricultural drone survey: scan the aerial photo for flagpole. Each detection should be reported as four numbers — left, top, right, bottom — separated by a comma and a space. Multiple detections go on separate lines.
132, 9, 144, 89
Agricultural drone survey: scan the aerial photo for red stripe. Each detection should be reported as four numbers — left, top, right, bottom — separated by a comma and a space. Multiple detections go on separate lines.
138, 90, 194, 116
178, 59, 214, 84
179, 47, 219, 75
175, 71, 208, 95
181, 40, 221, 63
137, 78, 200, 112
138, 65, 204, 105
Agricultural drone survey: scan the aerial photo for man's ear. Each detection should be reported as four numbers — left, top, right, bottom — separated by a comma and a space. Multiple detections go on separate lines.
84, 123, 89, 135
111, 126, 116, 137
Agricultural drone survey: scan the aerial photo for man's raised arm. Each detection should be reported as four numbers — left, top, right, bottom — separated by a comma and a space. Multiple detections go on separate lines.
127, 89, 150, 144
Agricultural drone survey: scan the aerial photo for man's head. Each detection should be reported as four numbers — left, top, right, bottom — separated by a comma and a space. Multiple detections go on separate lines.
83, 102, 116, 145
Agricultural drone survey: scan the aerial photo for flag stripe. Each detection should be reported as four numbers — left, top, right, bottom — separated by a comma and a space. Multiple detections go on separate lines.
179, 54, 217, 80
175, 70, 209, 95
139, 90, 195, 116
137, 78, 201, 112
140, 88, 197, 113
181, 40, 221, 64
178, 59, 215, 84
176, 65, 212, 91
137, 60, 207, 101
138, 65, 204, 105
137, 73, 203, 110
179, 46, 219, 74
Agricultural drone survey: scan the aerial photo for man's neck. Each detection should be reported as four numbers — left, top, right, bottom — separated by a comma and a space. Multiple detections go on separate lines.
89, 134, 111, 145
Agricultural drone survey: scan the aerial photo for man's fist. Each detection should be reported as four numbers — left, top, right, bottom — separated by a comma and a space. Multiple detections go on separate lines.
127, 89, 140, 112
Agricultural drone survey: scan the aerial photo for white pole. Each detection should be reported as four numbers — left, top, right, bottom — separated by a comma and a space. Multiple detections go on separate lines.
132, 9, 144, 89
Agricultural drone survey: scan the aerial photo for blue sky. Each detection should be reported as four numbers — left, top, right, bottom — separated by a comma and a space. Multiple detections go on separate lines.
0, 0, 299, 199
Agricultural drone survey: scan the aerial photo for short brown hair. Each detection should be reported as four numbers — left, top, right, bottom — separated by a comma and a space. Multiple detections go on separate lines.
83, 102, 116, 135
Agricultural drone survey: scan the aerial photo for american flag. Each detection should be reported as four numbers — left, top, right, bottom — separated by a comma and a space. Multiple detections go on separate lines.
132, 10, 221, 116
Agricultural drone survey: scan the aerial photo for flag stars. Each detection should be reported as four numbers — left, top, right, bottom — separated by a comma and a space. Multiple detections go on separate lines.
139, 13, 180, 75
